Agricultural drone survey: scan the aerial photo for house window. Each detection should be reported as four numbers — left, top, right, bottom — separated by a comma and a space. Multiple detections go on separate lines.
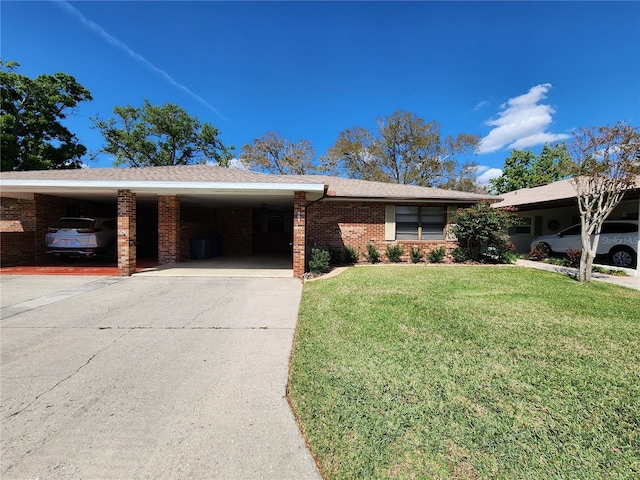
515, 216, 532, 235
395, 206, 445, 240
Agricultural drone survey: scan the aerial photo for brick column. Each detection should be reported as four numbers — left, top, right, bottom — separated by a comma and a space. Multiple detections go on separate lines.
293, 191, 306, 278
117, 190, 136, 276
158, 195, 180, 265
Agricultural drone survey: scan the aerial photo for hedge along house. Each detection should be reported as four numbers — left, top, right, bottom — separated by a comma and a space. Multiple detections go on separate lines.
0, 165, 494, 277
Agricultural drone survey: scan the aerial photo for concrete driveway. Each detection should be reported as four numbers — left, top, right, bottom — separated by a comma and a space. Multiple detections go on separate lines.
0, 275, 320, 479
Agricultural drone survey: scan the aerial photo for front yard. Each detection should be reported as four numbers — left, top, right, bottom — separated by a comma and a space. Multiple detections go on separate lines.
288, 266, 640, 479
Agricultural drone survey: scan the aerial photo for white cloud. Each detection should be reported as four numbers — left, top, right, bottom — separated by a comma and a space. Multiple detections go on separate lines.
476, 166, 503, 186
56, 1, 228, 122
478, 83, 569, 154
474, 100, 490, 111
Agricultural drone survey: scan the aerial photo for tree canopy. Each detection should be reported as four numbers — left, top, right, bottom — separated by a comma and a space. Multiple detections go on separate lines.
240, 131, 316, 174
92, 100, 234, 167
0, 60, 93, 171
488, 144, 571, 194
322, 110, 481, 191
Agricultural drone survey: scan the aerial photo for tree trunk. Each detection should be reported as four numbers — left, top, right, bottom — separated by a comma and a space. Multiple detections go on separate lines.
579, 222, 594, 282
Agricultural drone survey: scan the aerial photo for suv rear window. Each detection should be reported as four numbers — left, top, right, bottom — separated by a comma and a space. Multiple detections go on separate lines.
54, 218, 95, 229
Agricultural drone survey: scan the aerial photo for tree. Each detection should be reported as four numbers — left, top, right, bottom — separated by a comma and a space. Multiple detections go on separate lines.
239, 131, 316, 174
449, 202, 519, 264
567, 122, 640, 282
323, 110, 481, 190
1, 60, 93, 171
489, 144, 571, 194
92, 100, 234, 167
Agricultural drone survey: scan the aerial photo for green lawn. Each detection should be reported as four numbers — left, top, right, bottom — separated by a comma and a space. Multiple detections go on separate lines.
288, 266, 640, 479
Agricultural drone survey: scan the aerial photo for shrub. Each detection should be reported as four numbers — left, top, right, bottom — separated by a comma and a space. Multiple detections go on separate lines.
427, 246, 446, 263
545, 257, 568, 266
309, 248, 331, 274
365, 244, 381, 263
449, 202, 520, 264
451, 247, 470, 263
566, 248, 581, 268
385, 245, 404, 263
345, 246, 359, 264
409, 246, 424, 263
529, 242, 550, 261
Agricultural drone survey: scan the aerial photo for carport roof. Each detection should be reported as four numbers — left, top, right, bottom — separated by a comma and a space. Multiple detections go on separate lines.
0, 164, 496, 202
492, 176, 640, 209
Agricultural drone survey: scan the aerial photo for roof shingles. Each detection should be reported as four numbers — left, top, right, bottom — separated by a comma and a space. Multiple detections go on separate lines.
1, 165, 496, 201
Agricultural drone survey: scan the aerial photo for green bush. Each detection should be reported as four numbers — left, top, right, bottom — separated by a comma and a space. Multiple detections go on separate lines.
309, 248, 331, 274
345, 246, 359, 264
409, 246, 424, 263
449, 202, 519, 264
365, 244, 381, 263
451, 247, 470, 263
427, 246, 446, 263
385, 245, 404, 263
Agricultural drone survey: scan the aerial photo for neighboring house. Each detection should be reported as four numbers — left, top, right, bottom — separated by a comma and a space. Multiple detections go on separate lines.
0, 165, 494, 277
492, 177, 640, 255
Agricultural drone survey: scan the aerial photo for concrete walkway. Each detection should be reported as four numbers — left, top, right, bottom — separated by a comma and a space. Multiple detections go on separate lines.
0, 275, 320, 479
516, 259, 640, 290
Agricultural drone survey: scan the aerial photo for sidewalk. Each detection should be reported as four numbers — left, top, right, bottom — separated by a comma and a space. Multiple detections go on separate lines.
516, 259, 640, 291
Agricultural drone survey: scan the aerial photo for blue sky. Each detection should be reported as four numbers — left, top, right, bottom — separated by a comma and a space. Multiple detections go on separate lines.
2, 1, 639, 184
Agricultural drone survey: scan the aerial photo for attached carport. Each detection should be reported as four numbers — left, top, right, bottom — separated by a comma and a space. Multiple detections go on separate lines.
0, 166, 326, 278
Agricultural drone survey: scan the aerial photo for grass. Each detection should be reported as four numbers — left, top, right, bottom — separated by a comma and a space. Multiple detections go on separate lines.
288, 266, 640, 479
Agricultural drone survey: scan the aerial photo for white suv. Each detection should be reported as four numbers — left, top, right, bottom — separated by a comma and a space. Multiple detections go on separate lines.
530, 220, 638, 268
46, 217, 117, 261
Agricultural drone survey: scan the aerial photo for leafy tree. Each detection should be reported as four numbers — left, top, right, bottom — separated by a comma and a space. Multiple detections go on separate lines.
92, 100, 234, 167
567, 122, 640, 282
240, 131, 316, 174
1, 60, 93, 171
323, 110, 480, 190
489, 144, 571, 194
449, 201, 519, 264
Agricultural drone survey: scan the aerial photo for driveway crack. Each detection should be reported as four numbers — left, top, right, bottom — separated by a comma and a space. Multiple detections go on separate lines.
5, 329, 132, 419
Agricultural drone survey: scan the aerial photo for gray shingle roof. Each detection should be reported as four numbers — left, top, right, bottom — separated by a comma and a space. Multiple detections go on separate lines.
492, 176, 640, 208
1, 165, 497, 201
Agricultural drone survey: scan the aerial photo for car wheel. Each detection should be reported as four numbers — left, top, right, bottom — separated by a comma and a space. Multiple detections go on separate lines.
609, 246, 637, 269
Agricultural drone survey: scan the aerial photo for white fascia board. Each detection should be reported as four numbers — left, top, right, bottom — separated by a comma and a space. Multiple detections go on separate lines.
0, 179, 326, 195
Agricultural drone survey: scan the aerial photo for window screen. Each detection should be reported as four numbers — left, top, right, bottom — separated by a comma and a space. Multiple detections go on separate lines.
395, 206, 445, 240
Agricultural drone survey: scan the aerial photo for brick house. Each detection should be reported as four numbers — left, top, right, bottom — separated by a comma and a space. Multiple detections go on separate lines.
0, 165, 494, 277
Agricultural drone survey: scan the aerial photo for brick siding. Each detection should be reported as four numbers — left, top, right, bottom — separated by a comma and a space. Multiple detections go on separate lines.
117, 190, 136, 276
158, 195, 180, 265
293, 192, 306, 277
306, 201, 456, 264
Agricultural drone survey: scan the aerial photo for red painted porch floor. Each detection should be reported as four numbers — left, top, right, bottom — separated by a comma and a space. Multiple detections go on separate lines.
0, 259, 159, 276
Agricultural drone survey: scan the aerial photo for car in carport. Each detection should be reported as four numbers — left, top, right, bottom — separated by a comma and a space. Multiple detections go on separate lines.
530, 220, 638, 268
46, 217, 117, 261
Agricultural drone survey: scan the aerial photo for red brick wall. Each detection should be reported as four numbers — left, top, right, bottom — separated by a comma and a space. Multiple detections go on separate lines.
180, 205, 217, 261
216, 207, 252, 256
117, 190, 136, 276
293, 192, 306, 277
306, 201, 456, 263
158, 195, 180, 265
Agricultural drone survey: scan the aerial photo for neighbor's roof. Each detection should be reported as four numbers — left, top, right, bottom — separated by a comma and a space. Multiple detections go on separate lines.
492, 176, 640, 209
0, 165, 496, 202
